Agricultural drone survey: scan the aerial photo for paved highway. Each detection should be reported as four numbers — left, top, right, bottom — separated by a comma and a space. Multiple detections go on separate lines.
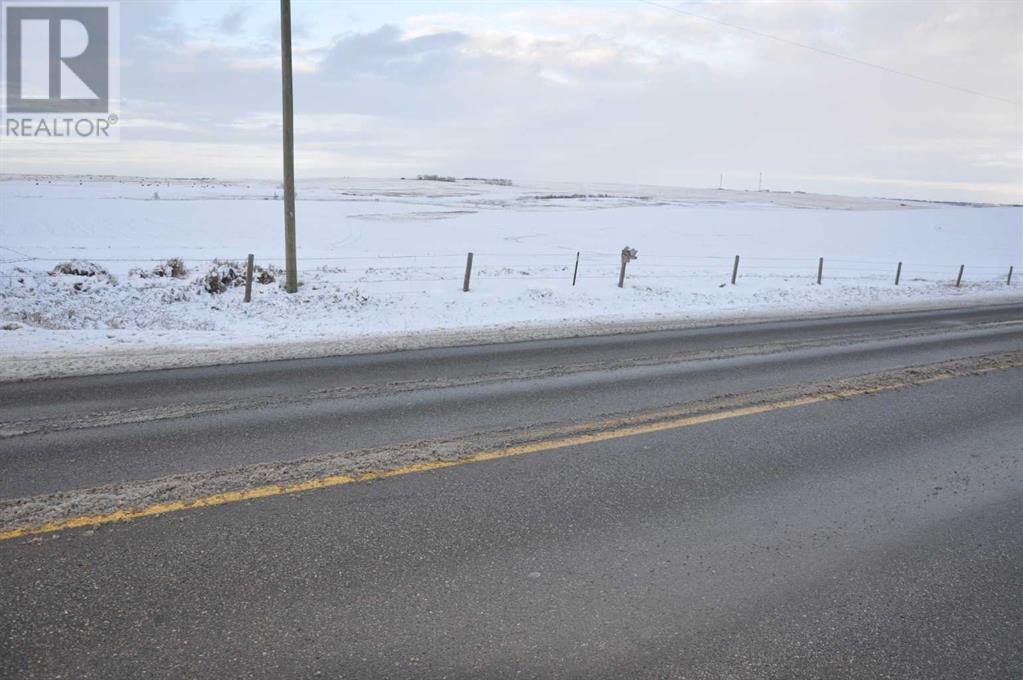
1, 304, 1021, 678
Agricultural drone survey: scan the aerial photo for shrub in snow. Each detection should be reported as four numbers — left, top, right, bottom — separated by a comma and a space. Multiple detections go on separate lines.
51, 260, 107, 277
198, 259, 245, 294
329, 288, 368, 306
154, 257, 188, 278
197, 260, 280, 293
50, 260, 117, 285
255, 265, 279, 285
131, 257, 189, 280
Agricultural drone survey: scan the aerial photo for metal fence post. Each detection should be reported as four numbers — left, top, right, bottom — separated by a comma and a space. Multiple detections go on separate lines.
956, 264, 964, 287
817, 257, 824, 285
1008, 266, 1014, 286
895, 261, 902, 286
463, 252, 474, 292
572, 252, 580, 286
731, 255, 740, 285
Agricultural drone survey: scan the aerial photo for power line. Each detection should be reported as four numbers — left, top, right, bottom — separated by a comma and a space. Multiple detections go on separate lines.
639, 0, 1022, 107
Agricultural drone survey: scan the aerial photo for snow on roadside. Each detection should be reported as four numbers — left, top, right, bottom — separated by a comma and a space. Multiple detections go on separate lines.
1, 175, 1020, 379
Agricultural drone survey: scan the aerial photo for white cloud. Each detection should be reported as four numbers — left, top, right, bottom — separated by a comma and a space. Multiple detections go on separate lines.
2, 0, 1019, 203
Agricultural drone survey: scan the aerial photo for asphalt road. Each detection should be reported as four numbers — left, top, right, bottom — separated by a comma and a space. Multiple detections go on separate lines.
1, 304, 1022, 678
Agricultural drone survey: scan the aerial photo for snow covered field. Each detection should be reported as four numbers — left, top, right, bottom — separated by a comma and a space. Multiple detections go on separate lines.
1, 174, 1020, 378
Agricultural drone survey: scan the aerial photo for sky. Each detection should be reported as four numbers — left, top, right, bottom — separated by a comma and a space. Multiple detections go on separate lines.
2, 0, 1021, 203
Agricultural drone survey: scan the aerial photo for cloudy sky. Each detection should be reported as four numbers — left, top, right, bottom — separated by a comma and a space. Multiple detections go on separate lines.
3, 0, 1021, 202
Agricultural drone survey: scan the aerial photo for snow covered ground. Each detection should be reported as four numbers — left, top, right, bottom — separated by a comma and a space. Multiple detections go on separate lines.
1, 174, 1020, 379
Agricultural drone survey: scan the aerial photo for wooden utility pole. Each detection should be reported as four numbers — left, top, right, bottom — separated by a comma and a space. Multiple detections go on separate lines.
280, 0, 298, 293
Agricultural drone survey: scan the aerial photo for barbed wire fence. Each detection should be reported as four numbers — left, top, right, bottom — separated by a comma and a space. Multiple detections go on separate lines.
0, 249, 1018, 295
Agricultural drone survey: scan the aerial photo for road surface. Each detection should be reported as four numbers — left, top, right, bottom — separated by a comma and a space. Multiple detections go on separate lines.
1, 303, 1021, 678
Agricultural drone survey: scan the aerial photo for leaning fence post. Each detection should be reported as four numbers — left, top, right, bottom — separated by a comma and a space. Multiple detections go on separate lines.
895, 261, 902, 286
572, 251, 580, 286
1008, 266, 1014, 286
462, 252, 474, 292
243, 253, 255, 303
955, 264, 964, 287
816, 257, 824, 285
618, 246, 638, 288
731, 255, 740, 285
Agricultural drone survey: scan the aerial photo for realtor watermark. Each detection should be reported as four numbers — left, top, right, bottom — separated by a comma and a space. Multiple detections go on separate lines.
2, 1, 120, 141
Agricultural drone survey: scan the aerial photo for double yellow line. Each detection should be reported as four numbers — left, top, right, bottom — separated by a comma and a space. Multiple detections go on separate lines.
2, 353, 1020, 542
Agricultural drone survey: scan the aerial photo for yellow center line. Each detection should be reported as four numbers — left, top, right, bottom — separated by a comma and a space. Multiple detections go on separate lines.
0, 361, 1017, 542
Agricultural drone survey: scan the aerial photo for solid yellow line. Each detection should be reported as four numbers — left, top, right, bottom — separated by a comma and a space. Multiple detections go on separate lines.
0, 363, 1010, 542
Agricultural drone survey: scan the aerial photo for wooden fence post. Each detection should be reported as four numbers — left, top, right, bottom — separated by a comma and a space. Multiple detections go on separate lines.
618, 247, 637, 288
463, 252, 474, 292
731, 255, 740, 285
895, 261, 902, 286
816, 257, 824, 285
955, 264, 964, 287
572, 252, 580, 286
243, 254, 254, 303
